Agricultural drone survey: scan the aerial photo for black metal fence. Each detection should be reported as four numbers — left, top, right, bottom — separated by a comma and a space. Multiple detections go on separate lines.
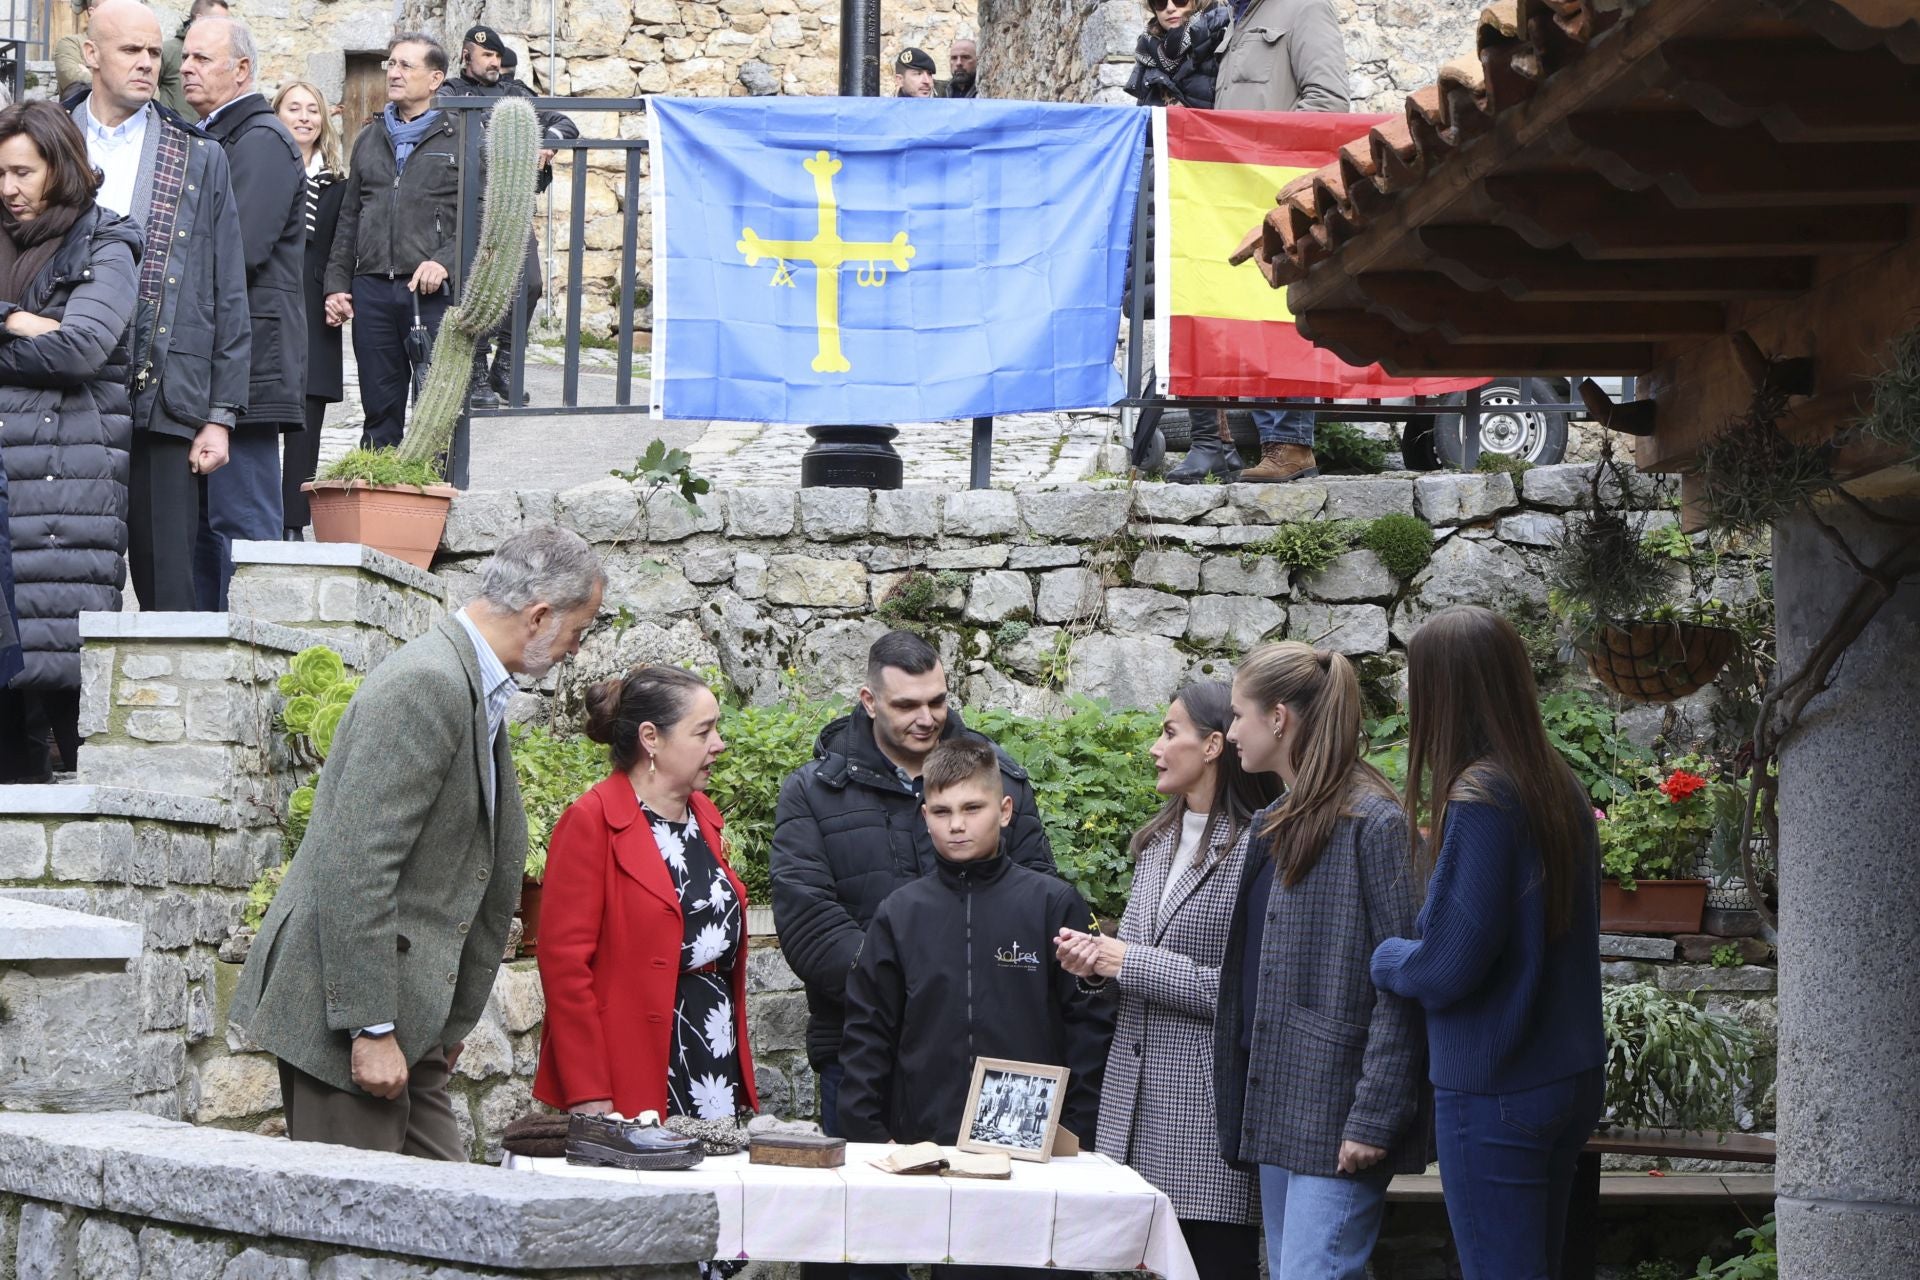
442, 99, 1605, 489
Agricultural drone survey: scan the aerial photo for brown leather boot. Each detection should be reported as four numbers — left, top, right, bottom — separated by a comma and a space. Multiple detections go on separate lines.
1240, 442, 1320, 482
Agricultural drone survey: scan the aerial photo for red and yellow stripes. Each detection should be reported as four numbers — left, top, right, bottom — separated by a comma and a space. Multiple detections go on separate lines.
1156, 107, 1482, 398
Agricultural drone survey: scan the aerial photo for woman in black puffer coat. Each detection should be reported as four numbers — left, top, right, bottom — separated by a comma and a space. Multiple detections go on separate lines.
0, 101, 141, 779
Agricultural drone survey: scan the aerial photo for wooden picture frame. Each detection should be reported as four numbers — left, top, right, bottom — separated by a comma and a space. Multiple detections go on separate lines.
955, 1058, 1069, 1164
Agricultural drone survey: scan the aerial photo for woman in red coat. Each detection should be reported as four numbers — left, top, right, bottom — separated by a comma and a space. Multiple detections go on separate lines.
533, 665, 758, 1120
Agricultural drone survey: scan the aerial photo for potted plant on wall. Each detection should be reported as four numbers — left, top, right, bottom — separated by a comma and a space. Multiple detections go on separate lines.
1598, 755, 1730, 934
305, 98, 540, 568
1545, 446, 1741, 703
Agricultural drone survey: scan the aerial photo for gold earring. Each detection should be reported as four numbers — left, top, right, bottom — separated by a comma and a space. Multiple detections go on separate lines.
648, 757, 657, 776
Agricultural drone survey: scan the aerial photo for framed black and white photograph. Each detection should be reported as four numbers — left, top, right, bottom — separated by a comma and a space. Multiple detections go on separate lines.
956, 1058, 1069, 1163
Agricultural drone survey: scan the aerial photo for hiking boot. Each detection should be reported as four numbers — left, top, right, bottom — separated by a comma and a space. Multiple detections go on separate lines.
468, 384, 502, 411
1168, 434, 1242, 484
1240, 443, 1320, 483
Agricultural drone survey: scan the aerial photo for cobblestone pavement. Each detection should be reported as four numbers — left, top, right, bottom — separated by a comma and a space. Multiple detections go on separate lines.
316, 343, 1107, 492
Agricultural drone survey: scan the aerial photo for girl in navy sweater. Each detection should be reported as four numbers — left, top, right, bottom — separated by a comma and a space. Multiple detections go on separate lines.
1370, 606, 1605, 1280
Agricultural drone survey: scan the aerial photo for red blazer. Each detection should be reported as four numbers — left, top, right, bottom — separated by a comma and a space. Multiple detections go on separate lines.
532, 774, 759, 1118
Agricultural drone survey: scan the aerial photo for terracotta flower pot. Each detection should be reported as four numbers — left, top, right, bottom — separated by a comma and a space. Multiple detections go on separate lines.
1599, 878, 1709, 935
1586, 621, 1738, 704
303, 480, 456, 570
518, 876, 545, 957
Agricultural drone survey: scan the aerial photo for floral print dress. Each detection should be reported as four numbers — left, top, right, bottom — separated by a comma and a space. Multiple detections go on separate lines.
648, 804, 748, 1121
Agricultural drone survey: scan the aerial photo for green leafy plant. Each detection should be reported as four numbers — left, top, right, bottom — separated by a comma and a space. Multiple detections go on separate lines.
1313, 421, 1389, 475
1242, 519, 1360, 575
1634, 1263, 1685, 1280
611, 437, 712, 508
1642, 523, 1696, 562
1539, 690, 1648, 803
1475, 452, 1533, 477
1357, 514, 1435, 580
1857, 325, 1920, 465
315, 448, 444, 490
1692, 1215, 1776, 1280
509, 723, 613, 883
1711, 943, 1742, 969
967, 699, 1164, 918
1602, 982, 1755, 1134
319, 98, 539, 483
1546, 505, 1672, 644
704, 695, 847, 903
876, 570, 965, 627
1364, 711, 1408, 790
1692, 401, 1833, 536
246, 646, 362, 926
1600, 756, 1732, 887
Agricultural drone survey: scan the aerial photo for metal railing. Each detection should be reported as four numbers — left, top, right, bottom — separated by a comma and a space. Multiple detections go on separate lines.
442, 96, 652, 488
440, 105, 1603, 489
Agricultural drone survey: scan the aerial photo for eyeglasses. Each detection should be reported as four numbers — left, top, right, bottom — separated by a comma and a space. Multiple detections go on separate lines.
381, 58, 426, 72
1149, 0, 1194, 9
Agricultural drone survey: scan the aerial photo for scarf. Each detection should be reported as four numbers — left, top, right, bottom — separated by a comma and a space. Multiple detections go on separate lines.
0, 201, 85, 306
383, 104, 441, 173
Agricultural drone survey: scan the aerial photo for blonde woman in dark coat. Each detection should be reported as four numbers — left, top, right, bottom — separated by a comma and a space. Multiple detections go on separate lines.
1056, 680, 1278, 1280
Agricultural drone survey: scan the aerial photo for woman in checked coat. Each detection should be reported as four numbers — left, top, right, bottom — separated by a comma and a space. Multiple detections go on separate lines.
1216, 643, 1430, 1280
1056, 680, 1278, 1280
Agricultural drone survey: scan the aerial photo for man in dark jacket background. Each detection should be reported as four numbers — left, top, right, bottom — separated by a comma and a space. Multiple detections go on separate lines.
182, 15, 304, 610
324, 32, 457, 450
439, 24, 577, 409
838, 737, 1110, 1149
73, 0, 250, 612
771, 629, 1056, 1137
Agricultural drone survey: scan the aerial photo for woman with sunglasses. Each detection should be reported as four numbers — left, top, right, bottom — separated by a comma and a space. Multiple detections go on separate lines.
1125, 0, 1231, 107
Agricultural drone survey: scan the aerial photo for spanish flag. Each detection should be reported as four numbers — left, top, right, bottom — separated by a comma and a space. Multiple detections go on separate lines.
1153, 107, 1482, 399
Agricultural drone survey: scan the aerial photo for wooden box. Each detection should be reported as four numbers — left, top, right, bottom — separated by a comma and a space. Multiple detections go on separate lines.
749, 1132, 847, 1169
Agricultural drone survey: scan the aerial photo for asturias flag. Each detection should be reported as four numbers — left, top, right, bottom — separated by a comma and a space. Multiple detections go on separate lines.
649, 98, 1149, 424
1153, 107, 1483, 399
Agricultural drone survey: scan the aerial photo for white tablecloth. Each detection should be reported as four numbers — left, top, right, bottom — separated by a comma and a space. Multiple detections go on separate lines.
506, 1144, 1200, 1280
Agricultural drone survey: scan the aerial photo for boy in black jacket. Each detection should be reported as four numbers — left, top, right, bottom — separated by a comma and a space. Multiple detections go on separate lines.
839, 737, 1112, 1147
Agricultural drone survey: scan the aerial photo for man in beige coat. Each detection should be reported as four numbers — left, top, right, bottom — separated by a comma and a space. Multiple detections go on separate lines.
232, 526, 604, 1157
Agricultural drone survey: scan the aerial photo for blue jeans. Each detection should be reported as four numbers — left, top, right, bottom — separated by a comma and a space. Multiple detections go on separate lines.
1435, 1067, 1605, 1280
1252, 409, 1314, 447
1257, 1164, 1390, 1280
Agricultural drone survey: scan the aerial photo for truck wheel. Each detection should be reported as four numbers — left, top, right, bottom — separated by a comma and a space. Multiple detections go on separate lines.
1432, 379, 1570, 468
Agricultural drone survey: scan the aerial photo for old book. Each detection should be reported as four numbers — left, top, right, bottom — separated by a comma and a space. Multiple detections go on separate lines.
749, 1132, 847, 1168
941, 1148, 1011, 1179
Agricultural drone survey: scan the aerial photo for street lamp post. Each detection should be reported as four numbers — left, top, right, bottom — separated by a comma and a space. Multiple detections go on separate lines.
799, 0, 904, 488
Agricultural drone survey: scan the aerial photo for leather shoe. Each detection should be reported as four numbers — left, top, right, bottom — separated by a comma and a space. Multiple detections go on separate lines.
566, 1112, 705, 1171
1168, 433, 1241, 484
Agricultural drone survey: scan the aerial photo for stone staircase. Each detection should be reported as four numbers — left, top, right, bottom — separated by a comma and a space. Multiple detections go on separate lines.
0, 542, 447, 1120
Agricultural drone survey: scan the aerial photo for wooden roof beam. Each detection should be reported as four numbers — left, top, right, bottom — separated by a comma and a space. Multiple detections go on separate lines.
1567, 111, 1920, 206
1353, 271, 1726, 342
1417, 224, 1815, 300
1661, 37, 1920, 142
1295, 308, 1654, 375
1484, 173, 1911, 258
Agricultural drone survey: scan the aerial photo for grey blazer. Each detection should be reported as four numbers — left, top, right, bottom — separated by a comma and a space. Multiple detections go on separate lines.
1214, 790, 1432, 1178
1096, 817, 1260, 1225
230, 617, 528, 1093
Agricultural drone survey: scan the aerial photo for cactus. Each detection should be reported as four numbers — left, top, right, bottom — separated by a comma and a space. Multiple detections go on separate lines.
395, 96, 541, 470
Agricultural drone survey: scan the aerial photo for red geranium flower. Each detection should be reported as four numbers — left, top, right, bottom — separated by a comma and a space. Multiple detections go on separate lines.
1658, 769, 1709, 803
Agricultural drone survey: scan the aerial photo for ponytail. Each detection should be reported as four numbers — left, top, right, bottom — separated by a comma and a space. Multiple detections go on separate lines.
1237, 643, 1393, 887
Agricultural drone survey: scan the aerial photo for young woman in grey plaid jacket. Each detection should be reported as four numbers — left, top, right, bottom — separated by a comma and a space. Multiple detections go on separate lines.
1054, 681, 1278, 1280
1214, 643, 1430, 1280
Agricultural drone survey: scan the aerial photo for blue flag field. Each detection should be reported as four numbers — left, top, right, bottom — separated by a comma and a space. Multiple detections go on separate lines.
647, 97, 1149, 425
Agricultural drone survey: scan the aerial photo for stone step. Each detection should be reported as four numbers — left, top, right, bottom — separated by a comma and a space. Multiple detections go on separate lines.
0, 899, 147, 1112
74, 612, 359, 824
228, 539, 446, 666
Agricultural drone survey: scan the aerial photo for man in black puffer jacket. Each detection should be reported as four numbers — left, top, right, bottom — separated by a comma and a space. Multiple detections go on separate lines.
838, 737, 1110, 1148
772, 630, 1055, 1135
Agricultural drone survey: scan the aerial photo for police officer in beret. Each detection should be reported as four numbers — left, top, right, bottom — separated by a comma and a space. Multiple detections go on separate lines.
894, 47, 937, 98
440, 24, 579, 408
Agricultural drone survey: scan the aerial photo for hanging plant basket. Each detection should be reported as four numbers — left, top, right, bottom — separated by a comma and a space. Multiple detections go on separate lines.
1585, 621, 1738, 703
304, 480, 456, 570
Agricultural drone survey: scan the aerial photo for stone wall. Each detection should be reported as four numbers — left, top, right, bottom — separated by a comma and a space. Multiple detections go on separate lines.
0, 1110, 710, 1279
431, 466, 1693, 729
977, 0, 1485, 108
